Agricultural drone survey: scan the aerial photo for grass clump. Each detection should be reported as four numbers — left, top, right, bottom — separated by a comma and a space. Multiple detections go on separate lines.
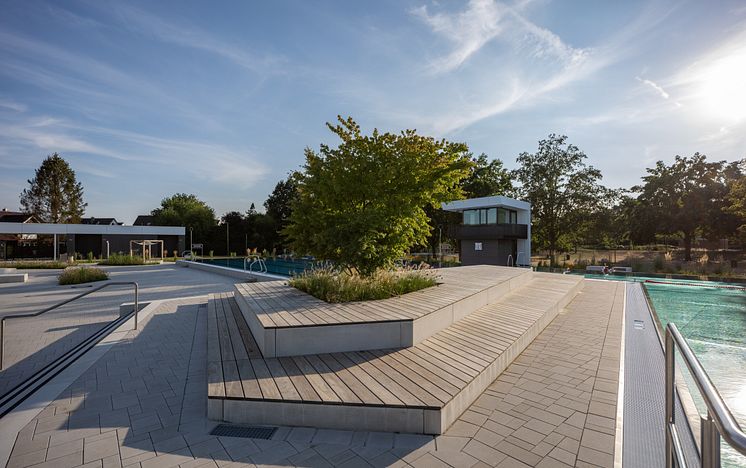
99, 254, 145, 266
289, 267, 437, 303
58, 267, 109, 285
4, 261, 67, 269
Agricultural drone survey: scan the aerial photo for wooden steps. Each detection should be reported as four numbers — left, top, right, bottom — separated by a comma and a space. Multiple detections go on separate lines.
207, 272, 584, 434
232, 265, 534, 357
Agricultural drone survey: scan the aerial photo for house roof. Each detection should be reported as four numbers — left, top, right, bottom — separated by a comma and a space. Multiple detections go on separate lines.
81, 217, 122, 225
0, 210, 36, 223
133, 215, 154, 226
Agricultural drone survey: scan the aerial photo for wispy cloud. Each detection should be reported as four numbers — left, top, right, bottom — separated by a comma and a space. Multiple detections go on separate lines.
636, 76, 670, 99
0, 98, 26, 112
106, 4, 286, 75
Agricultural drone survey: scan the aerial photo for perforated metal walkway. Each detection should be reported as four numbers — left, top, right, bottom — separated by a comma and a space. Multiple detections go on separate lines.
623, 282, 699, 467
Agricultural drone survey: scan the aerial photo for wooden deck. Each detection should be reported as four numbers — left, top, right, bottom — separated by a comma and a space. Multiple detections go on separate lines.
232, 265, 535, 357
208, 272, 585, 434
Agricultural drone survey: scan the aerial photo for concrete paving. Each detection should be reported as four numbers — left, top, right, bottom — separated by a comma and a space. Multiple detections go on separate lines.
3, 278, 625, 467
0, 265, 238, 396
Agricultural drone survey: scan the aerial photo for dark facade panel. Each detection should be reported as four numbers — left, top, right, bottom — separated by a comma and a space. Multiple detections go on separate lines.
459, 239, 517, 267
450, 223, 528, 240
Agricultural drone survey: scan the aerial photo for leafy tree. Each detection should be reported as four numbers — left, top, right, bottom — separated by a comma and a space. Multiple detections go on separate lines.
462, 153, 513, 198
151, 193, 216, 249
264, 176, 299, 250
513, 134, 606, 265
632, 153, 728, 261
285, 116, 472, 275
20, 153, 86, 223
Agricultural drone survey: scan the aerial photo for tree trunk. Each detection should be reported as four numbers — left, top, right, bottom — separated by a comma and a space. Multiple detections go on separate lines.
683, 232, 693, 261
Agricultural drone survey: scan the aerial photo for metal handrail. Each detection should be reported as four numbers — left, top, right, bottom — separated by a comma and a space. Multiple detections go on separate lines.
665, 323, 746, 467
0, 281, 138, 370
244, 255, 266, 273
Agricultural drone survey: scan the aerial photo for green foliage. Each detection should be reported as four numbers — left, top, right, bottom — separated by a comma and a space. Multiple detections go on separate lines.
20, 153, 86, 223
87, 251, 94, 262
58, 267, 108, 285
4, 261, 67, 269
289, 267, 437, 303
632, 154, 736, 261
513, 134, 606, 265
285, 116, 472, 276
152, 193, 216, 246
99, 254, 145, 266
462, 153, 513, 198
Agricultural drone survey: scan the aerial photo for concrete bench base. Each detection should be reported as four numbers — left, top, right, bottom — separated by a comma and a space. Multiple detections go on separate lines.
0, 274, 27, 284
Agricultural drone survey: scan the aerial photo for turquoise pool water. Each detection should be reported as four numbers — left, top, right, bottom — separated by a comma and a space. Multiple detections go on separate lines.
196, 257, 315, 277
643, 280, 746, 467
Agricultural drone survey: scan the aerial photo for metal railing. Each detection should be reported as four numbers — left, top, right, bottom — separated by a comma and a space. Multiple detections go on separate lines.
0, 281, 139, 370
243, 256, 267, 273
665, 323, 746, 467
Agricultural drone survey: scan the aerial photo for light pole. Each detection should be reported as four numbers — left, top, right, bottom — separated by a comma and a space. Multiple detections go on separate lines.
226, 222, 229, 255
189, 227, 193, 254
438, 226, 442, 268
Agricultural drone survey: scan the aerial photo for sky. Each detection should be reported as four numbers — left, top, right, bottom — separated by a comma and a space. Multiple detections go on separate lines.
1, 0, 745, 223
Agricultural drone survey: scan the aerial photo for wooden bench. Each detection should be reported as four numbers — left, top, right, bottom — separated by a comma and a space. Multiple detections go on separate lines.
207, 272, 584, 434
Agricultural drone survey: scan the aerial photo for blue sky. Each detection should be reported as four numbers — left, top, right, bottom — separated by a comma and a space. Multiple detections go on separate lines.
1, 0, 745, 223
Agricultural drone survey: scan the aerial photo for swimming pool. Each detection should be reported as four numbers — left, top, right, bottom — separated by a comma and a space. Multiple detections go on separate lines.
195, 257, 316, 277
640, 279, 745, 467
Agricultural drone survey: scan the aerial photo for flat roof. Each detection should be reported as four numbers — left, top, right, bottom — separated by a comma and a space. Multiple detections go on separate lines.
0, 222, 184, 236
441, 195, 530, 212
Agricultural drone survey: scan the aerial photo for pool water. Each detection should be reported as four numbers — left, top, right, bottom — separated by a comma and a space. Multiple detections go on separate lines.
196, 257, 315, 277
643, 280, 746, 467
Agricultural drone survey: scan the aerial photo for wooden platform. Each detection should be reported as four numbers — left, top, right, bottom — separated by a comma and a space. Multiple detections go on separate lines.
207, 272, 584, 434
232, 265, 534, 357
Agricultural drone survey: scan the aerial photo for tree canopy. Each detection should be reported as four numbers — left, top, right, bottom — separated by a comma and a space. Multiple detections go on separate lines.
20, 153, 86, 223
151, 193, 216, 247
285, 116, 472, 275
632, 154, 732, 260
462, 153, 513, 198
513, 134, 606, 264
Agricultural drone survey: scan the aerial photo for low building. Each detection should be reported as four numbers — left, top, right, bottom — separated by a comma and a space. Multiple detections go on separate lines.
133, 215, 154, 226
442, 196, 531, 267
0, 222, 185, 260
81, 217, 123, 225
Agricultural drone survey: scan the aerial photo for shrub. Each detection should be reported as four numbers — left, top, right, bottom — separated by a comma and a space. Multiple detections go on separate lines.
87, 251, 94, 261
4, 261, 67, 269
289, 267, 437, 303
99, 254, 145, 266
58, 267, 109, 285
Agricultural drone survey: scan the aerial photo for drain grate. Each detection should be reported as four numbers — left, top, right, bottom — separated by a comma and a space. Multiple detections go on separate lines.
209, 424, 277, 440
634, 320, 645, 330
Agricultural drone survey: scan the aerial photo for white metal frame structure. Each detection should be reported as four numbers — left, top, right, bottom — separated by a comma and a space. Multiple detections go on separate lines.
129, 240, 165, 260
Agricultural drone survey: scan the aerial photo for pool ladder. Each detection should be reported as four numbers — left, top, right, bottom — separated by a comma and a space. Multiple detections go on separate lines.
243, 255, 267, 273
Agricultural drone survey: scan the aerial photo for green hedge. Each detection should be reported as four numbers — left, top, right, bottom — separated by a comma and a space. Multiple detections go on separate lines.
3, 261, 67, 269
58, 267, 109, 285
98, 254, 145, 266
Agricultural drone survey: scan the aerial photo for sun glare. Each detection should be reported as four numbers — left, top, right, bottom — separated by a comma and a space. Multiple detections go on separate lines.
697, 49, 746, 122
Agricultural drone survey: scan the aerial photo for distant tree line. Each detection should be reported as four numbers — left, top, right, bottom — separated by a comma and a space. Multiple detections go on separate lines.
18, 128, 746, 266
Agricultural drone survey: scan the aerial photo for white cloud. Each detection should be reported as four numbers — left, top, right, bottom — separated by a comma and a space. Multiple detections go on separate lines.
0, 99, 27, 112
636, 76, 670, 99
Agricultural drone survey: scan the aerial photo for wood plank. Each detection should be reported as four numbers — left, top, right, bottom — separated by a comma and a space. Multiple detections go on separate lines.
343, 351, 424, 407
207, 360, 225, 398
291, 356, 342, 403
278, 357, 321, 402
303, 354, 363, 404
206, 296, 221, 364
401, 347, 472, 384
330, 353, 404, 406
369, 349, 454, 402
235, 359, 262, 399
215, 293, 236, 362
250, 358, 282, 400
264, 358, 302, 401
222, 296, 249, 361
318, 354, 382, 405
358, 350, 443, 407
222, 360, 244, 398
228, 297, 263, 358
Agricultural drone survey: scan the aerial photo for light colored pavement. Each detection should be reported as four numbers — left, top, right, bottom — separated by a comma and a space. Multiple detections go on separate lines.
3, 279, 624, 467
0, 265, 238, 396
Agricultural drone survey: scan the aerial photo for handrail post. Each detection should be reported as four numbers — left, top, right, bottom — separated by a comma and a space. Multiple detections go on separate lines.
701, 413, 721, 468
665, 328, 675, 468
134, 283, 139, 330
0, 319, 4, 370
